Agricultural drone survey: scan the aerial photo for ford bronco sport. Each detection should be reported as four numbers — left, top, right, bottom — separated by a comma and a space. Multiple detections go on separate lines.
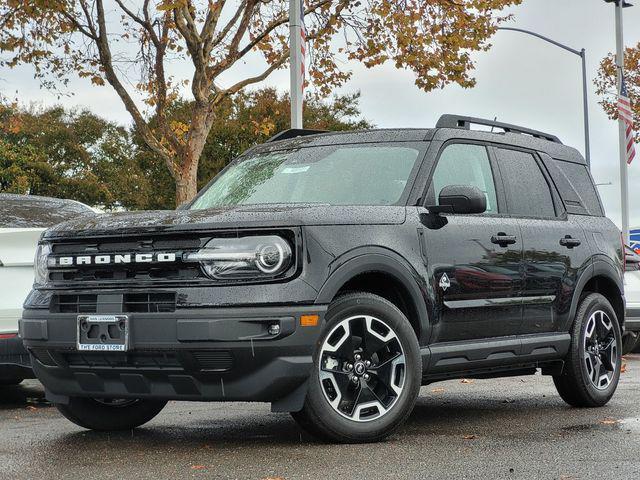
20, 115, 625, 443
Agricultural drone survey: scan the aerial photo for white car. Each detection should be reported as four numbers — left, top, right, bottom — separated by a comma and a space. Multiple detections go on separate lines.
623, 245, 640, 354
0, 194, 97, 384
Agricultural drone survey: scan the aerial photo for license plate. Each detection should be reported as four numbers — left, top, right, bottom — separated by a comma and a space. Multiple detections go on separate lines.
77, 315, 129, 352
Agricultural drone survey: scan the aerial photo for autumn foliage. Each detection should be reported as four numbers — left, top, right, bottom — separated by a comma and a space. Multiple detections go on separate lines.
595, 43, 640, 142
0, 0, 521, 205
0, 89, 370, 209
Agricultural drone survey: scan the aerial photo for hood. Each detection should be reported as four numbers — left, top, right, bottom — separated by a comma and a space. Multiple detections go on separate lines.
43, 204, 407, 239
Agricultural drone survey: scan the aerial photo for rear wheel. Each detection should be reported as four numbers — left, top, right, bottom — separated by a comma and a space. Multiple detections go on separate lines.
292, 292, 421, 443
553, 293, 622, 407
56, 397, 167, 431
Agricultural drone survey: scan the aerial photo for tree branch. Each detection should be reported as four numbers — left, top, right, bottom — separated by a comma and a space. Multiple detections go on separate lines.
94, 0, 178, 179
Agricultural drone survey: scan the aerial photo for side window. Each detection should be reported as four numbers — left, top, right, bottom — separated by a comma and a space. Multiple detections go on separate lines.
496, 149, 556, 218
555, 160, 604, 216
429, 143, 498, 214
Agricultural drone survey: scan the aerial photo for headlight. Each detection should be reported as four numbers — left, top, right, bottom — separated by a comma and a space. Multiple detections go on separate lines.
34, 243, 52, 287
184, 235, 293, 281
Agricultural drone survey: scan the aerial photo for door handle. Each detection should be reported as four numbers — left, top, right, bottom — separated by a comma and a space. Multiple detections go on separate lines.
491, 233, 517, 247
560, 235, 581, 249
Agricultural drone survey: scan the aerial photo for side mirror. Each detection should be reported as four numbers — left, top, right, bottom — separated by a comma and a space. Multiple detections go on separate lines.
428, 185, 487, 215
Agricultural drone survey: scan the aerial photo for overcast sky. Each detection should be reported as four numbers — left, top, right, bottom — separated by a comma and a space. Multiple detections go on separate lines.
1, 0, 639, 229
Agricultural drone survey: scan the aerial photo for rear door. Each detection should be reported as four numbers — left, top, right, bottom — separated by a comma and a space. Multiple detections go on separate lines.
421, 142, 524, 342
493, 147, 589, 334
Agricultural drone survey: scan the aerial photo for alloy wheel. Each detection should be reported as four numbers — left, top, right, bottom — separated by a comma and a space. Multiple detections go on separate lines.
318, 315, 406, 422
583, 310, 618, 390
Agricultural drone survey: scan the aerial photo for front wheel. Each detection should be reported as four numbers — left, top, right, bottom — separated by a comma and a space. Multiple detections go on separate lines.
292, 292, 421, 443
56, 397, 167, 431
553, 293, 622, 408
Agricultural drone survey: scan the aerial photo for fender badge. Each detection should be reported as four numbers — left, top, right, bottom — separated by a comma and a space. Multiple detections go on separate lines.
439, 273, 451, 292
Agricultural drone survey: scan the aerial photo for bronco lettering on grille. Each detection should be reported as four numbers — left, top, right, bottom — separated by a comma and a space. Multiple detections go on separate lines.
47, 252, 177, 267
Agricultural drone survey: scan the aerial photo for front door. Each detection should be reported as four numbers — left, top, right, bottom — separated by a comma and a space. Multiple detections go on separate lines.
421, 142, 523, 343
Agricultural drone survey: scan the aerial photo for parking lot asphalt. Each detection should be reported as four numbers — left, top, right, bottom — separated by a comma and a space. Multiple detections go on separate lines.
1, 356, 640, 480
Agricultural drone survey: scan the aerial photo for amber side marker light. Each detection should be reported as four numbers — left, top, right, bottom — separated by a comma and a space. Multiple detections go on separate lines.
300, 315, 319, 327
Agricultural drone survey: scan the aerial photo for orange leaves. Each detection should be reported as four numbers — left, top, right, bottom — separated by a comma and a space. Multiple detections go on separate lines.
599, 418, 620, 426
157, 0, 188, 12
595, 43, 640, 140
251, 118, 276, 137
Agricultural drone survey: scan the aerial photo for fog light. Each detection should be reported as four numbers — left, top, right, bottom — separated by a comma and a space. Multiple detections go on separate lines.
268, 324, 281, 336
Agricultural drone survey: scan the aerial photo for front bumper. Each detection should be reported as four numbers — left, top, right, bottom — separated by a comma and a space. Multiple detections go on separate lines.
0, 334, 33, 381
20, 305, 326, 406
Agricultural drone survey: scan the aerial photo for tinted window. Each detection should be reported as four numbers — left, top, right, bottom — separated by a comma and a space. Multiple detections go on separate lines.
556, 160, 603, 216
191, 144, 422, 208
429, 143, 498, 214
0, 195, 94, 228
496, 149, 555, 218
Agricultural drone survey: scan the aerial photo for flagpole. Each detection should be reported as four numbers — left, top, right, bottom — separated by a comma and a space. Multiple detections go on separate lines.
615, 0, 630, 245
289, 0, 303, 129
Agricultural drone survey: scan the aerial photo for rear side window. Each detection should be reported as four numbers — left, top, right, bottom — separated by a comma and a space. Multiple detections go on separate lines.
555, 160, 604, 216
428, 143, 499, 214
495, 149, 556, 218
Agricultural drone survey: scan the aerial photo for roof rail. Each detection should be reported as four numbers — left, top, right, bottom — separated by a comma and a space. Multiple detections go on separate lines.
267, 128, 328, 143
436, 114, 562, 144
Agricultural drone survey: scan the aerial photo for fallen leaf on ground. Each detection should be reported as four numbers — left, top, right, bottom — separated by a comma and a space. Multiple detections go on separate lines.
460, 379, 474, 384
190, 465, 206, 470
462, 434, 476, 440
431, 387, 445, 393
621, 363, 627, 373
599, 418, 619, 425
25, 406, 37, 411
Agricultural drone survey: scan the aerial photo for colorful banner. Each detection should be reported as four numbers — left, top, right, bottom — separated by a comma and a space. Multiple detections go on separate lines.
631, 229, 640, 253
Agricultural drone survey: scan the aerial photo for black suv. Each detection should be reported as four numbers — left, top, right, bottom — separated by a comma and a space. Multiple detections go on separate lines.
20, 115, 625, 443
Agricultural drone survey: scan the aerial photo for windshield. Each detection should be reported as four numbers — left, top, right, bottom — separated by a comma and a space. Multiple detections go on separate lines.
190, 144, 422, 209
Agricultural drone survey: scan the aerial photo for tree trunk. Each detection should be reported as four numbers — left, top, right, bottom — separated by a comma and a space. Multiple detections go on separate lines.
175, 173, 198, 207
174, 109, 210, 207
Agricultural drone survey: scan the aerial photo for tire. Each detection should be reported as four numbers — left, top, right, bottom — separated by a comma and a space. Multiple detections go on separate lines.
292, 292, 421, 443
553, 293, 622, 408
622, 331, 639, 356
634, 338, 640, 354
56, 397, 167, 431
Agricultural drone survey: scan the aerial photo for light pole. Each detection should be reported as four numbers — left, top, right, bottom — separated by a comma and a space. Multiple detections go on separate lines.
289, 0, 304, 129
497, 27, 591, 169
604, 0, 633, 244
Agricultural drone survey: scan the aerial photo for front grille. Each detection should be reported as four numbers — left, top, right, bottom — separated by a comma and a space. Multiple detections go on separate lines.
32, 349, 234, 373
62, 352, 181, 369
47, 233, 209, 286
46, 229, 297, 287
54, 294, 98, 314
123, 293, 176, 313
50, 293, 176, 313
49, 265, 202, 283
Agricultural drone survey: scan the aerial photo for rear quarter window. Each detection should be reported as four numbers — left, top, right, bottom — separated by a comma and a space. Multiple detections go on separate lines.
555, 161, 604, 216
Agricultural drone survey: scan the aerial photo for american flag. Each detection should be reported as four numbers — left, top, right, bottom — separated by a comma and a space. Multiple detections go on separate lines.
618, 76, 636, 165
299, 0, 306, 95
